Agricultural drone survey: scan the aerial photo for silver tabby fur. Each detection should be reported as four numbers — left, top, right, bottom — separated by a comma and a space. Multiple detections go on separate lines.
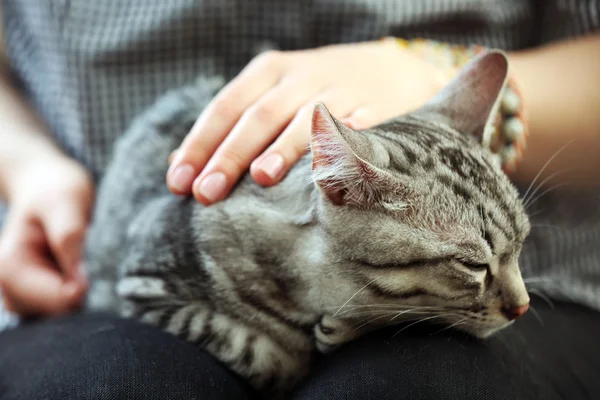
86, 51, 530, 396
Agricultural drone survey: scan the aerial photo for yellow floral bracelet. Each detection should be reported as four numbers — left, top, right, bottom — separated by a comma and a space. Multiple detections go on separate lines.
388, 38, 528, 174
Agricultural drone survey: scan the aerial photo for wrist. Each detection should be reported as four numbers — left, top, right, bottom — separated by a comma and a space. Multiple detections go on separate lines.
0, 143, 71, 203
385, 37, 528, 174
377, 38, 458, 112
382, 37, 459, 92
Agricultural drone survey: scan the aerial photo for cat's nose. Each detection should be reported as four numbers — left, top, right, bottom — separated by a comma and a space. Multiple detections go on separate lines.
501, 303, 529, 320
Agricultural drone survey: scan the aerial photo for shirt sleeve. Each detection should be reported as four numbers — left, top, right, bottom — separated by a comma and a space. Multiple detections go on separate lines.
535, 0, 600, 44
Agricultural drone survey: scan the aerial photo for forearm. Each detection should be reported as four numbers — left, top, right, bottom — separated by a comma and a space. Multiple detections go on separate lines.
509, 34, 600, 187
0, 63, 65, 201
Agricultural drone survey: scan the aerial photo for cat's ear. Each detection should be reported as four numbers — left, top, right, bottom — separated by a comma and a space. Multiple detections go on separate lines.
417, 50, 509, 144
310, 103, 399, 206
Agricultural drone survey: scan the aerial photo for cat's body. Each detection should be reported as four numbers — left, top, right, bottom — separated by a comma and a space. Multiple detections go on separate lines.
86, 52, 530, 395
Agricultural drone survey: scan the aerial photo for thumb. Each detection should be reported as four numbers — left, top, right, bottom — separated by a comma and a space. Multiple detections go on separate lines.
0, 215, 85, 316
39, 199, 90, 281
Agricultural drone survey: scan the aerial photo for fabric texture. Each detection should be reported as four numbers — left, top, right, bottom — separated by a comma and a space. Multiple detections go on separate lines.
0, 299, 599, 399
0, 0, 599, 326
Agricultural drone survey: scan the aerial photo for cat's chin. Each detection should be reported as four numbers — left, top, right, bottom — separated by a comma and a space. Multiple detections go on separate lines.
462, 321, 513, 339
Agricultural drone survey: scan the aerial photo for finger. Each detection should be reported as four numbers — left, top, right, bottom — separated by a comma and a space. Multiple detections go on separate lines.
0, 218, 86, 316
191, 78, 323, 204
1, 262, 85, 316
39, 200, 90, 281
167, 51, 287, 195
250, 91, 360, 186
341, 107, 379, 130
168, 149, 180, 165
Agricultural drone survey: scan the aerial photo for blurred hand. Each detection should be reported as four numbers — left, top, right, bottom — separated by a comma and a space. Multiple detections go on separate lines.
0, 156, 94, 316
167, 40, 450, 204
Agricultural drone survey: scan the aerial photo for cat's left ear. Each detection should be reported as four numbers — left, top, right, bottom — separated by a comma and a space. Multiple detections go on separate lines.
310, 103, 401, 207
416, 50, 509, 144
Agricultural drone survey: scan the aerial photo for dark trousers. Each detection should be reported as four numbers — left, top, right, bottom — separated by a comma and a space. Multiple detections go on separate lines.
1, 298, 599, 400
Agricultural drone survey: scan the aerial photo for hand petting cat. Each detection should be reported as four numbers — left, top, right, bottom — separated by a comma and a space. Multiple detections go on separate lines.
167, 40, 452, 205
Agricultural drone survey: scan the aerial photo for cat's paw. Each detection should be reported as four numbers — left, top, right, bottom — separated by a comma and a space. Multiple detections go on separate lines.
314, 314, 357, 354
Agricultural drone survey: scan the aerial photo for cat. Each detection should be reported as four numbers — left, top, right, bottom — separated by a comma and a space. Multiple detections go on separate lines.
85, 50, 530, 396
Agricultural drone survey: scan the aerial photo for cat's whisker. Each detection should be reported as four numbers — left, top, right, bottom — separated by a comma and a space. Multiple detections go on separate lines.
521, 141, 573, 205
341, 310, 395, 319
340, 309, 430, 320
522, 168, 573, 209
391, 313, 461, 338
346, 307, 446, 328
525, 182, 570, 211
351, 313, 397, 332
390, 306, 443, 322
526, 208, 547, 219
327, 304, 445, 318
529, 224, 561, 229
325, 303, 441, 311
349, 306, 452, 332
339, 308, 438, 318
528, 305, 544, 326
527, 288, 555, 309
331, 306, 413, 318
523, 277, 556, 283
528, 280, 578, 303
333, 278, 380, 317
429, 317, 469, 336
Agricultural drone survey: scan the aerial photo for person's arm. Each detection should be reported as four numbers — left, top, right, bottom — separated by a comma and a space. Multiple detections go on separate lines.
0, 37, 91, 316
0, 63, 68, 200
0, 6, 68, 200
510, 34, 600, 187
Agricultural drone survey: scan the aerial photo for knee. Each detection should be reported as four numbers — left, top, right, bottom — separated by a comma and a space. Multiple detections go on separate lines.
0, 313, 253, 400
292, 328, 534, 400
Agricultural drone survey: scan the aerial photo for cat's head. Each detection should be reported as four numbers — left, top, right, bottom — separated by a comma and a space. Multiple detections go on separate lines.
310, 51, 530, 338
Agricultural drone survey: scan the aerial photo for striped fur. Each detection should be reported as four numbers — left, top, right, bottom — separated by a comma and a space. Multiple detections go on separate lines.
86, 55, 530, 396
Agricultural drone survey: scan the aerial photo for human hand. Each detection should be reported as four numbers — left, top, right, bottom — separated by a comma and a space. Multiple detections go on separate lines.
167, 40, 450, 204
0, 156, 94, 316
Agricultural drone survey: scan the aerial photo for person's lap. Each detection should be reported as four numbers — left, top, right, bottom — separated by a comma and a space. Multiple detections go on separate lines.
293, 298, 600, 399
0, 298, 598, 400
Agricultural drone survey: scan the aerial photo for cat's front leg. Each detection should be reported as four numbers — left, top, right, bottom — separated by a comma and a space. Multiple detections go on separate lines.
314, 314, 363, 353
121, 298, 309, 397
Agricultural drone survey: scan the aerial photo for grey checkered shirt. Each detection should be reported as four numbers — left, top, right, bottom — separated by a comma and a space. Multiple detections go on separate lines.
1, 0, 599, 328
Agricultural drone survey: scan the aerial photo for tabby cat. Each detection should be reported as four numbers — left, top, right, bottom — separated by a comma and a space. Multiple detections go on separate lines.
86, 51, 530, 396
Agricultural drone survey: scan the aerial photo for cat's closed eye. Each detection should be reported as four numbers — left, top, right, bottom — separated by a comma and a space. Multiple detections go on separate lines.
457, 260, 490, 272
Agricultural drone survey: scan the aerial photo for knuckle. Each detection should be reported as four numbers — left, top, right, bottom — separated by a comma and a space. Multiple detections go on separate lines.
210, 98, 239, 122
218, 151, 249, 175
300, 102, 317, 118
253, 50, 285, 70
293, 140, 311, 160
246, 101, 279, 124
68, 184, 93, 204
54, 228, 84, 253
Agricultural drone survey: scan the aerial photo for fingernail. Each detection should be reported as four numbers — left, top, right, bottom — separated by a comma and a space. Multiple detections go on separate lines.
169, 164, 196, 192
198, 172, 227, 202
256, 153, 285, 180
